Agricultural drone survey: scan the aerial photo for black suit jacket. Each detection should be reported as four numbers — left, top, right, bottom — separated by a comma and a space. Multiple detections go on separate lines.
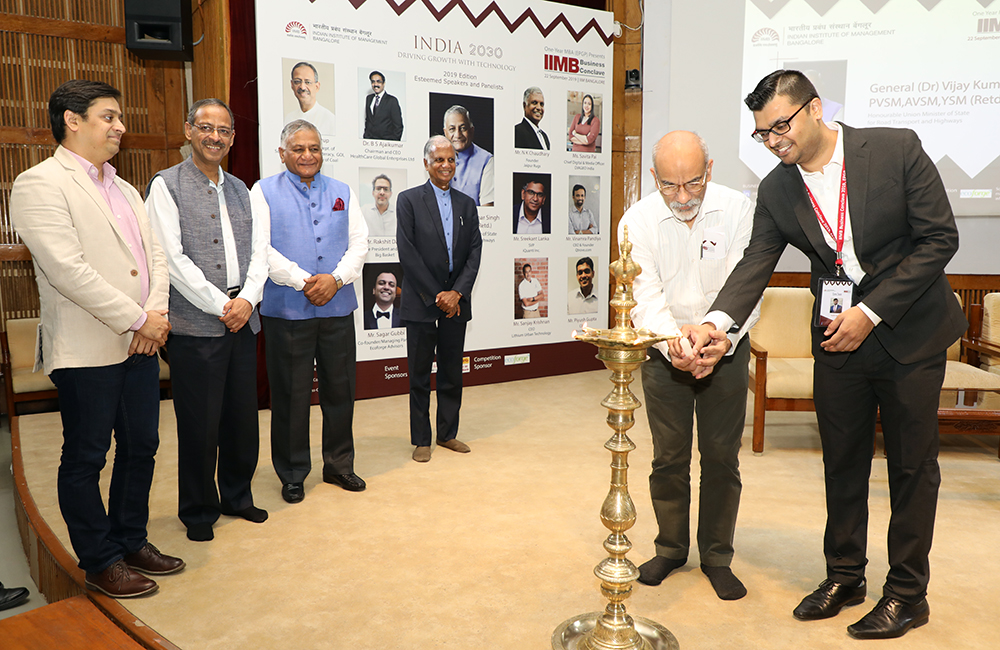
363, 306, 402, 329
711, 124, 966, 367
396, 181, 482, 323
363, 93, 403, 141
514, 118, 549, 150
512, 202, 550, 234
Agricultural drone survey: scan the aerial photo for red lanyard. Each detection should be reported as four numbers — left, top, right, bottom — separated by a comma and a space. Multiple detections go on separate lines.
804, 164, 847, 271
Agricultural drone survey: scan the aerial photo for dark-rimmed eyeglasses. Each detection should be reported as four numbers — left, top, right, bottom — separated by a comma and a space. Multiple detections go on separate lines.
750, 99, 815, 143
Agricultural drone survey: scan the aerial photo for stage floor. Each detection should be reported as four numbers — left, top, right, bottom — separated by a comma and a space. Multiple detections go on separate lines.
17, 370, 1000, 649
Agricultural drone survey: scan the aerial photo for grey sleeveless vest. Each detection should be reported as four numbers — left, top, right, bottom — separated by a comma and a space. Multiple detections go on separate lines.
153, 158, 260, 336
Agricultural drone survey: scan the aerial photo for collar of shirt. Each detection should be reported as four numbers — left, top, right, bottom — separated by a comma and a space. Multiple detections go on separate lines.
283, 169, 324, 194
517, 202, 541, 224
67, 150, 117, 190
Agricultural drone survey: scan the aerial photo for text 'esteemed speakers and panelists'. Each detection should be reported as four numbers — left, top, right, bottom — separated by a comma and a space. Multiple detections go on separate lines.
256, 0, 615, 370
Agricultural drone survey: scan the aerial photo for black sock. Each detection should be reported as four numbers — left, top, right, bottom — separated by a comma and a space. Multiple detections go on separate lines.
186, 523, 214, 542
701, 564, 747, 600
637, 556, 687, 586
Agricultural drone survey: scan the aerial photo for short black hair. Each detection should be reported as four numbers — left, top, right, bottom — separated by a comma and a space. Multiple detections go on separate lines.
48, 79, 121, 143
370, 70, 385, 83
522, 263, 531, 274
744, 69, 818, 112
187, 98, 234, 127
572, 184, 586, 195
576, 257, 594, 272
521, 178, 547, 193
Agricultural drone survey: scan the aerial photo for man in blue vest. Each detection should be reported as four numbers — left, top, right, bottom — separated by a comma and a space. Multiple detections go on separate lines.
147, 98, 270, 542
250, 120, 369, 503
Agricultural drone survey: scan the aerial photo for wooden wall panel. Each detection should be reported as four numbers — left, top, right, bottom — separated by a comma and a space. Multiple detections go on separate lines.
0, 2, 186, 330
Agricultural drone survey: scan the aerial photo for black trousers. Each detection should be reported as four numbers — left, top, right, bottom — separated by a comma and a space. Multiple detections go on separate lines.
814, 334, 945, 603
168, 328, 260, 529
405, 317, 467, 446
262, 315, 356, 484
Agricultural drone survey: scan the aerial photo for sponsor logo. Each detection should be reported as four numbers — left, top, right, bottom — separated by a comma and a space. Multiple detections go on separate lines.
285, 21, 307, 38
462, 356, 471, 373
959, 189, 992, 199
504, 353, 530, 366
751, 28, 779, 44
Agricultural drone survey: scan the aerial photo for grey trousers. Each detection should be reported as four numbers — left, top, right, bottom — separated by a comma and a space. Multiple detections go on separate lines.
640, 338, 749, 567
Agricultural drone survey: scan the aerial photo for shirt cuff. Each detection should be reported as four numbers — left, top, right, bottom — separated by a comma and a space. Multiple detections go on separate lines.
858, 302, 882, 326
129, 311, 148, 332
702, 310, 734, 333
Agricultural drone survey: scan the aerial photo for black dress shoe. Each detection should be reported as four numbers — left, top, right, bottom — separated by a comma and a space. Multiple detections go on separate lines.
0, 582, 30, 611
323, 472, 366, 492
793, 578, 866, 620
281, 482, 305, 503
848, 596, 929, 639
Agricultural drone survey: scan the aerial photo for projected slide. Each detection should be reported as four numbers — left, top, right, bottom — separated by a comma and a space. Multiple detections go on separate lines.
739, 0, 1000, 216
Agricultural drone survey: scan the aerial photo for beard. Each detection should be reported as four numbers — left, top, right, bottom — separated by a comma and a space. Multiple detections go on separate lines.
669, 196, 702, 222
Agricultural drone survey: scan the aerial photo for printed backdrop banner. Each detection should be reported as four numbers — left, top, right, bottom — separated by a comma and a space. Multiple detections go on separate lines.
255, 0, 614, 392
739, 0, 1000, 215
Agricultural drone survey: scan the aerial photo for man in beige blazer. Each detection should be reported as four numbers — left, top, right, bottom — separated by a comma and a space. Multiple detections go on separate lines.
10, 80, 184, 598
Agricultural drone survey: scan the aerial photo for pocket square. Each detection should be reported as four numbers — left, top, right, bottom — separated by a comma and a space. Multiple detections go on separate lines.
333, 198, 345, 211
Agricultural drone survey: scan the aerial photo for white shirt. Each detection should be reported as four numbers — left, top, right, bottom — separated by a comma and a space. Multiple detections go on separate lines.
619, 182, 758, 358
519, 277, 542, 311
516, 203, 544, 234
363, 204, 396, 237
479, 156, 495, 205
248, 181, 368, 291
371, 303, 395, 329
569, 206, 598, 234
284, 102, 336, 136
568, 286, 599, 314
146, 172, 269, 317
528, 120, 549, 150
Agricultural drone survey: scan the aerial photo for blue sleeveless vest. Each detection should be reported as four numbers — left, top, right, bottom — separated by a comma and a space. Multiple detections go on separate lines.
259, 171, 358, 319
450, 143, 491, 206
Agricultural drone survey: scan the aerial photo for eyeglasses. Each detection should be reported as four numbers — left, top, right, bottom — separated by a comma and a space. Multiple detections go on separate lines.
190, 123, 233, 138
291, 79, 315, 87
750, 99, 815, 142
523, 189, 545, 198
655, 172, 708, 197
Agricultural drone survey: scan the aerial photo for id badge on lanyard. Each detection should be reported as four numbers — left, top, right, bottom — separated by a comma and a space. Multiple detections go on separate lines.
807, 165, 857, 328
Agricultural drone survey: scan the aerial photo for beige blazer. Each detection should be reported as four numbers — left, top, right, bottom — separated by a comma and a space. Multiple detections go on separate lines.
10, 146, 169, 374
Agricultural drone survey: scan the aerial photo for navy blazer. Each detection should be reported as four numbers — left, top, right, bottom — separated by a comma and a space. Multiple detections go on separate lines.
363, 93, 403, 141
710, 124, 966, 367
514, 118, 549, 150
396, 181, 482, 323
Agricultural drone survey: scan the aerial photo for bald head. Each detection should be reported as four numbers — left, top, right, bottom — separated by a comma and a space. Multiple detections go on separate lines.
649, 131, 713, 223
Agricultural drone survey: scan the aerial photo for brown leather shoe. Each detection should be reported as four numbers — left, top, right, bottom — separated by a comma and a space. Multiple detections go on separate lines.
437, 438, 470, 453
412, 446, 432, 462
124, 543, 185, 575
86, 560, 158, 598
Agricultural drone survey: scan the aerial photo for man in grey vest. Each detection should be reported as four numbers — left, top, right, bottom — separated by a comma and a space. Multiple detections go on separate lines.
146, 98, 269, 542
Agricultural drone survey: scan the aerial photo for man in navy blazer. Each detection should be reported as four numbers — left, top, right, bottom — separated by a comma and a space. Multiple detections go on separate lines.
363, 71, 403, 141
396, 136, 482, 462
688, 70, 965, 641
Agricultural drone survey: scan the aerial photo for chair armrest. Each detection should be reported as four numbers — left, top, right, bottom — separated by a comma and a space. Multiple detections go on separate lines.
963, 336, 1000, 367
749, 339, 768, 360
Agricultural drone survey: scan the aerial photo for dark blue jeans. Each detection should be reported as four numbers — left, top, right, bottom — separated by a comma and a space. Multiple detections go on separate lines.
50, 353, 160, 573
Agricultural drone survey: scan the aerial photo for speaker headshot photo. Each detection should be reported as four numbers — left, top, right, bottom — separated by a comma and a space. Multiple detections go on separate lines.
567, 256, 599, 315
514, 86, 549, 150
512, 172, 551, 235
428, 92, 495, 207
282, 59, 336, 137
566, 91, 602, 153
362, 263, 403, 330
568, 175, 601, 235
361, 69, 404, 141
514, 258, 547, 320
358, 167, 407, 238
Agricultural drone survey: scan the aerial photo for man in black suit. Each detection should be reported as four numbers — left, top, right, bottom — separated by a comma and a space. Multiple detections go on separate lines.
363, 71, 403, 141
513, 86, 549, 150
688, 70, 965, 640
363, 270, 402, 329
396, 136, 482, 463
